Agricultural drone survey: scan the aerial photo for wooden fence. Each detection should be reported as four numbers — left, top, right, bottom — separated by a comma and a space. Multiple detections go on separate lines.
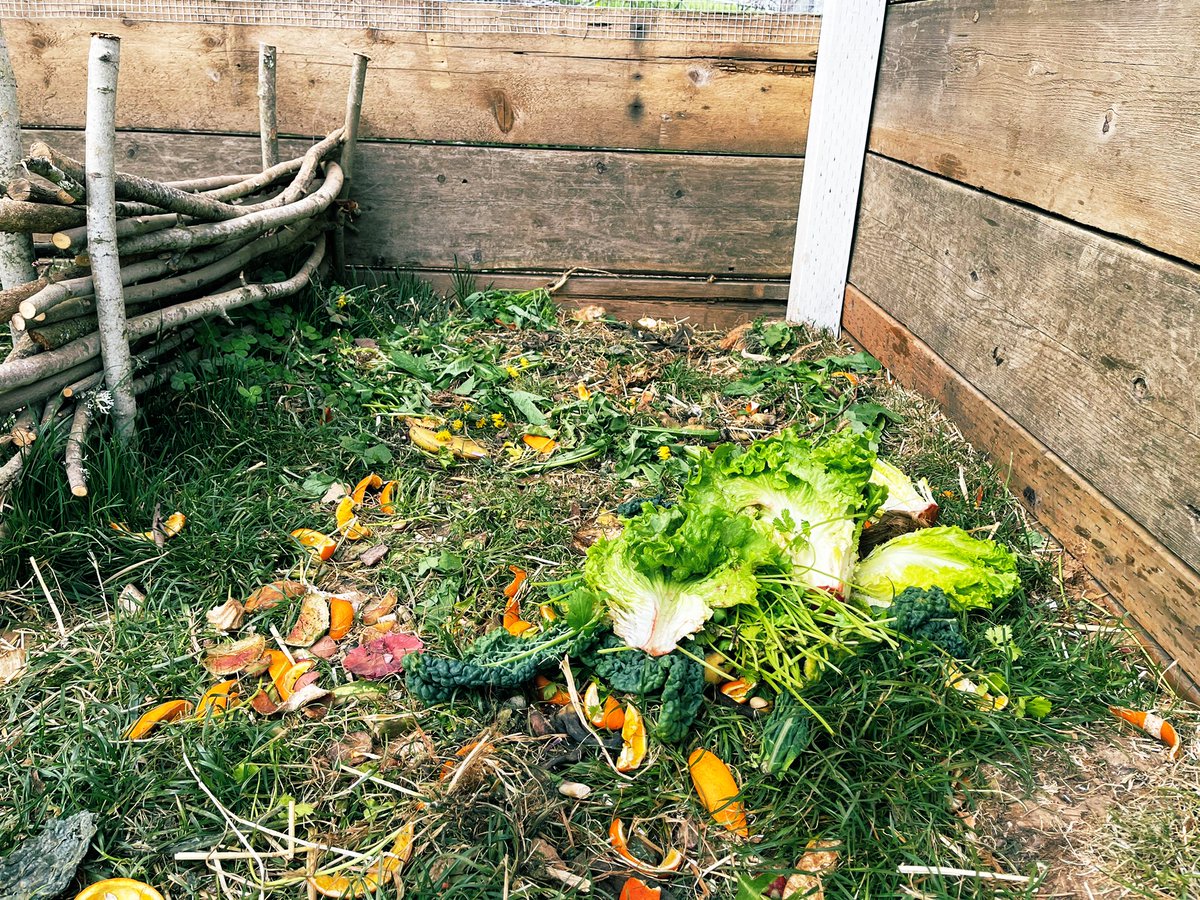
5, 15, 815, 326
844, 0, 1200, 695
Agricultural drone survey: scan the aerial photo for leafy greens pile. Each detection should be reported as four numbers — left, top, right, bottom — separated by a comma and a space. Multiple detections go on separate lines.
403, 426, 1021, 742
585, 428, 1020, 694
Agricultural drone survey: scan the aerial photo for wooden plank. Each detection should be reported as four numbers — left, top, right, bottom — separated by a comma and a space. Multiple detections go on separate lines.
850, 154, 1200, 569
842, 284, 1200, 703
406, 269, 788, 303
402, 270, 785, 328
30, 129, 802, 277
7, 18, 815, 154
346, 142, 802, 276
3, 0, 820, 58
786, 0, 885, 333
871, 0, 1200, 266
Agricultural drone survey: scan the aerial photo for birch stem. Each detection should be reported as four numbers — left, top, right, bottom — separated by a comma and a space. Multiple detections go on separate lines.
112, 164, 341, 258
31, 128, 341, 224
333, 53, 369, 275
258, 44, 279, 171
85, 33, 136, 443
0, 22, 35, 295
0, 236, 326, 392
64, 397, 92, 496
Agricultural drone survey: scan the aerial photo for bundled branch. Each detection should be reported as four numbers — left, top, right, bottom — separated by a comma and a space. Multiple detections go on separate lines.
0, 38, 368, 508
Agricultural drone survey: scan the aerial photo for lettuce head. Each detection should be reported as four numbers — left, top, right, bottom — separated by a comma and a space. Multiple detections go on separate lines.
852, 525, 1019, 610
584, 502, 781, 656
686, 428, 884, 597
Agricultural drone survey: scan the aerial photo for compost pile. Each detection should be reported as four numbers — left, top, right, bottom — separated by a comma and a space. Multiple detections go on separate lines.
405, 426, 1025, 759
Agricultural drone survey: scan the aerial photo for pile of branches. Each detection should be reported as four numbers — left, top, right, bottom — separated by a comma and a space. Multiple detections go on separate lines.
0, 33, 368, 504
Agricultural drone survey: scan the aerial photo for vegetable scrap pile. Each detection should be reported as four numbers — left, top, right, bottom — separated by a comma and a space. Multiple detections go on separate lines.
2, 288, 1191, 900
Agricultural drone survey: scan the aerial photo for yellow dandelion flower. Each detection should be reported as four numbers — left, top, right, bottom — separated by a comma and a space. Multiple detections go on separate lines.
657, 445, 672, 460
436, 429, 452, 442
491, 413, 506, 428
476, 417, 487, 428
575, 384, 591, 400
335, 293, 348, 308
463, 401, 473, 412
505, 365, 520, 379
451, 419, 464, 431
519, 357, 531, 369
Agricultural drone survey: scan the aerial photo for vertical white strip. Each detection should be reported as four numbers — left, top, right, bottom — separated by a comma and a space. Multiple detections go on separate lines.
786, 0, 887, 335
86, 32, 138, 442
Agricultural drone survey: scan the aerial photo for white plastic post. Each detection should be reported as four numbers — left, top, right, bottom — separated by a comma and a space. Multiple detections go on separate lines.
786, 0, 887, 335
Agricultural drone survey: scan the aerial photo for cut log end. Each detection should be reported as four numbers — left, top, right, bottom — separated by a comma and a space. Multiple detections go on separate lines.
18, 300, 37, 320
52, 232, 74, 250
71, 484, 88, 498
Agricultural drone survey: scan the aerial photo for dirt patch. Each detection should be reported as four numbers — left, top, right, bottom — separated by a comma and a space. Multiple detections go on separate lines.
974, 727, 1200, 897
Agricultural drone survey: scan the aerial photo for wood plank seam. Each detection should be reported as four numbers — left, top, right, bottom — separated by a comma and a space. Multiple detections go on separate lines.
851, 153, 1200, 566
93, 130, 810, 162
870, 151, 1200, 281
869, 0, 1200, 267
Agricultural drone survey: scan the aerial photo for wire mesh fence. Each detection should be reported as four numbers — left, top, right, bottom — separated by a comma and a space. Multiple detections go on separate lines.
0, 0, 820, 45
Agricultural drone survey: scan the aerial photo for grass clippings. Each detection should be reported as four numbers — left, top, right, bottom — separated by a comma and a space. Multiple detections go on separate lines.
0, 273, 1195, 899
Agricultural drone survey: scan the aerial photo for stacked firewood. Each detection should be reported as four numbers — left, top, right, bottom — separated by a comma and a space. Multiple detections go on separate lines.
0, 34, 368, 503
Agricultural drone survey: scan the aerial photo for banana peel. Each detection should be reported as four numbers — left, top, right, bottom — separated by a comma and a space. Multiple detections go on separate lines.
409, 424, 488, 460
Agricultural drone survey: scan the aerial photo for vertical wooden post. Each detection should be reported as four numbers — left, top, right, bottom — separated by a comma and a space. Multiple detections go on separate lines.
86, 32, 137, 443
786, 0, 887, 335
258, 43, 279, 171
0, 23, 36, 301
332, 53, 369, 277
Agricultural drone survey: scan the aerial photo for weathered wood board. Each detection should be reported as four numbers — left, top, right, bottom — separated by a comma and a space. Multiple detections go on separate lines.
843, 284, 1200, 701
850, 155, 1200, 569
871, 0, 1200, 266
408, 270, 785, 328
30, 129, 802, 279
7, 18, 815, 154
347, 143, 802, 275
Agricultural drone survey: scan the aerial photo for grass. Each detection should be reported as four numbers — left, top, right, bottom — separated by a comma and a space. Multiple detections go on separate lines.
0, 275, 1182, 899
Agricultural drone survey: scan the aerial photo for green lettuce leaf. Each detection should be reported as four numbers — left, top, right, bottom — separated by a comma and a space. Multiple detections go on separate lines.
687, 429, 884, 597
584, 503, 779, 656
852, 526, 1019, 610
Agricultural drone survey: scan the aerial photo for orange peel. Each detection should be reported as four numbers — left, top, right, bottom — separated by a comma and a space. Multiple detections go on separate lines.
75, 879, 165, 900
522, 434, 557, 455
291, 528, 337, 562
608, 819, 684, 876
329, 597, 354, 640
379, 480, 398, 514
616, 703, 646, 772
196, 680, 239, 717
335, 496, 372, 540
350, 473, 383, 506
688, 748, 750, 837
126, 699, 193, 740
